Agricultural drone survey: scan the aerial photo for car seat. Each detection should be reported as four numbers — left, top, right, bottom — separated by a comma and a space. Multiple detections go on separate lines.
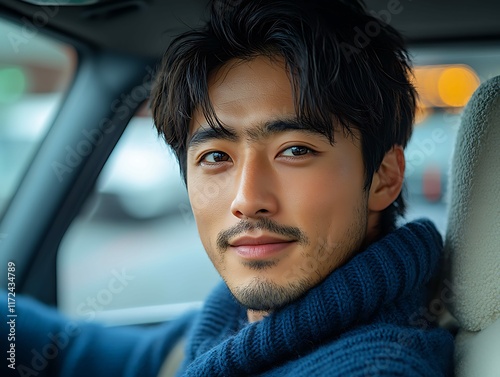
443, 75, 500, 376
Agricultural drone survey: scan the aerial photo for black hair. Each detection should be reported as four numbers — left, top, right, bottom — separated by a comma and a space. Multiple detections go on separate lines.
151, 0, 416, 235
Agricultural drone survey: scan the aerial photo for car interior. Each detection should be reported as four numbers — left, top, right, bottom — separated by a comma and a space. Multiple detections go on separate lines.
443, 74, 500, 376
0, 0, 499, 376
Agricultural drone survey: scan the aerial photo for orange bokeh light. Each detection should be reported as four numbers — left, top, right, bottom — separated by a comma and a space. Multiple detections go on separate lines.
438, 66, 480, 107
413, 64, 480, 109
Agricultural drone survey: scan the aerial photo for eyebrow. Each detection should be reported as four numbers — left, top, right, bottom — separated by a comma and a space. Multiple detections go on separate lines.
187, 119, 324, 149
188, 126, 238, 149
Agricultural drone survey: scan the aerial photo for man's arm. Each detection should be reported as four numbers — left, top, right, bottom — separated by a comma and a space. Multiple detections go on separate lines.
1, 291, 194, 377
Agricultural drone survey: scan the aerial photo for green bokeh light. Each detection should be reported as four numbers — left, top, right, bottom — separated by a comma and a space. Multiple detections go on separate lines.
0, 67, 27, 104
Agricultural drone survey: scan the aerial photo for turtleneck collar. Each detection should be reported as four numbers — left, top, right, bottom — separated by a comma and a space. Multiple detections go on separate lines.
180, 219, 443, 376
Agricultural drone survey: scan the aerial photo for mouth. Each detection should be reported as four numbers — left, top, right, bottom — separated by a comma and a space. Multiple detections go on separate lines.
229, 236, 296, 259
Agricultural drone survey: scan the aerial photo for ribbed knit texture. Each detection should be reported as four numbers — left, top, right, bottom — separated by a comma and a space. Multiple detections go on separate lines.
177, 219, 454, 376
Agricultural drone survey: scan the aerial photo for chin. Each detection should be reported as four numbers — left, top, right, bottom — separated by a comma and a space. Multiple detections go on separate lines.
229, 275, 312, 311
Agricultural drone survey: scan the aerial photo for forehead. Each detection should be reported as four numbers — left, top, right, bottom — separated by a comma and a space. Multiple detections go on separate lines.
189, 55, 296, 134
209, 55, 292, 98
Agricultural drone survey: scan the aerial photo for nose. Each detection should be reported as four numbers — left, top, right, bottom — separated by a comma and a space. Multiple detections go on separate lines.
230, 155, 279, 220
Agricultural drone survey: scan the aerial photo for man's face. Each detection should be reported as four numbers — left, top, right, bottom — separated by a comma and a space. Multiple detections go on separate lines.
187, 56, 371, 312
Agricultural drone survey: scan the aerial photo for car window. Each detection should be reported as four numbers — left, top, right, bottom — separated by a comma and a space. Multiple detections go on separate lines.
0, 18, 76, 218
57, 107, 220, 325
403, 44, 500, 233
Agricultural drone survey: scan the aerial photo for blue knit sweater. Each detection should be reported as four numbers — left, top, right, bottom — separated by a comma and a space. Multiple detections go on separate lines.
2, 219, 454, 376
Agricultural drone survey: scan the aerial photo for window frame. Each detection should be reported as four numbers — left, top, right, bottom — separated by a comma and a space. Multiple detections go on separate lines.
0, 11, 157, 308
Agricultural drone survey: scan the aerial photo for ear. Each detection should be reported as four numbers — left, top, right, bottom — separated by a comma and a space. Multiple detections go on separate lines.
368, 146, 405, 212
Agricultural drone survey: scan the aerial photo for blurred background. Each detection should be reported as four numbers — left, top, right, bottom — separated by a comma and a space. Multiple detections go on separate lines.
1, 17, 499, 325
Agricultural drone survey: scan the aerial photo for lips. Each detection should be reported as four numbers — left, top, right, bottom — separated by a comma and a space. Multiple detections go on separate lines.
229, 235, 295, 259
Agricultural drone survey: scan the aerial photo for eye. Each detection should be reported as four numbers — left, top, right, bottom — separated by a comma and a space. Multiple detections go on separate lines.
280, 146, 314, 157
200, 151, 231, 164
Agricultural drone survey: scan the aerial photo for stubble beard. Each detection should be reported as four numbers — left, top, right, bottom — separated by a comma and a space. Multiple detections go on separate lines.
232, 274, 313, 311
229, 203, 368, 312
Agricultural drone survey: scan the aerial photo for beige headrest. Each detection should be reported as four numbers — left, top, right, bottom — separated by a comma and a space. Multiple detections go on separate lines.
444, 75, 500, 332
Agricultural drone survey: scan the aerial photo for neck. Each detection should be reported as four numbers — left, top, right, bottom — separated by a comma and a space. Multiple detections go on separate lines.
247, 309, 270, 322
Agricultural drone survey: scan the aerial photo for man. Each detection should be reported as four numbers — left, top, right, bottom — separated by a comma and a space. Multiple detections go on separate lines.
2, 0, 454, 376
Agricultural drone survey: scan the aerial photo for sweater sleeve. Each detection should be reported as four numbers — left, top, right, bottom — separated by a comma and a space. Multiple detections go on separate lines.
1, 291, 195, 377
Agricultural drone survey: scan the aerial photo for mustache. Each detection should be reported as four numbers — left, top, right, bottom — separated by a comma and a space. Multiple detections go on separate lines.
216, 217, 308, 251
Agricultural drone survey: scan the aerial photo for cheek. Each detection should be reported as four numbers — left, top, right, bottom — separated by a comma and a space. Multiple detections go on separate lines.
284, 161, 366, 240
287, 157, 363, 206
188, 171, 231, 212
187, 173, 232, 247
